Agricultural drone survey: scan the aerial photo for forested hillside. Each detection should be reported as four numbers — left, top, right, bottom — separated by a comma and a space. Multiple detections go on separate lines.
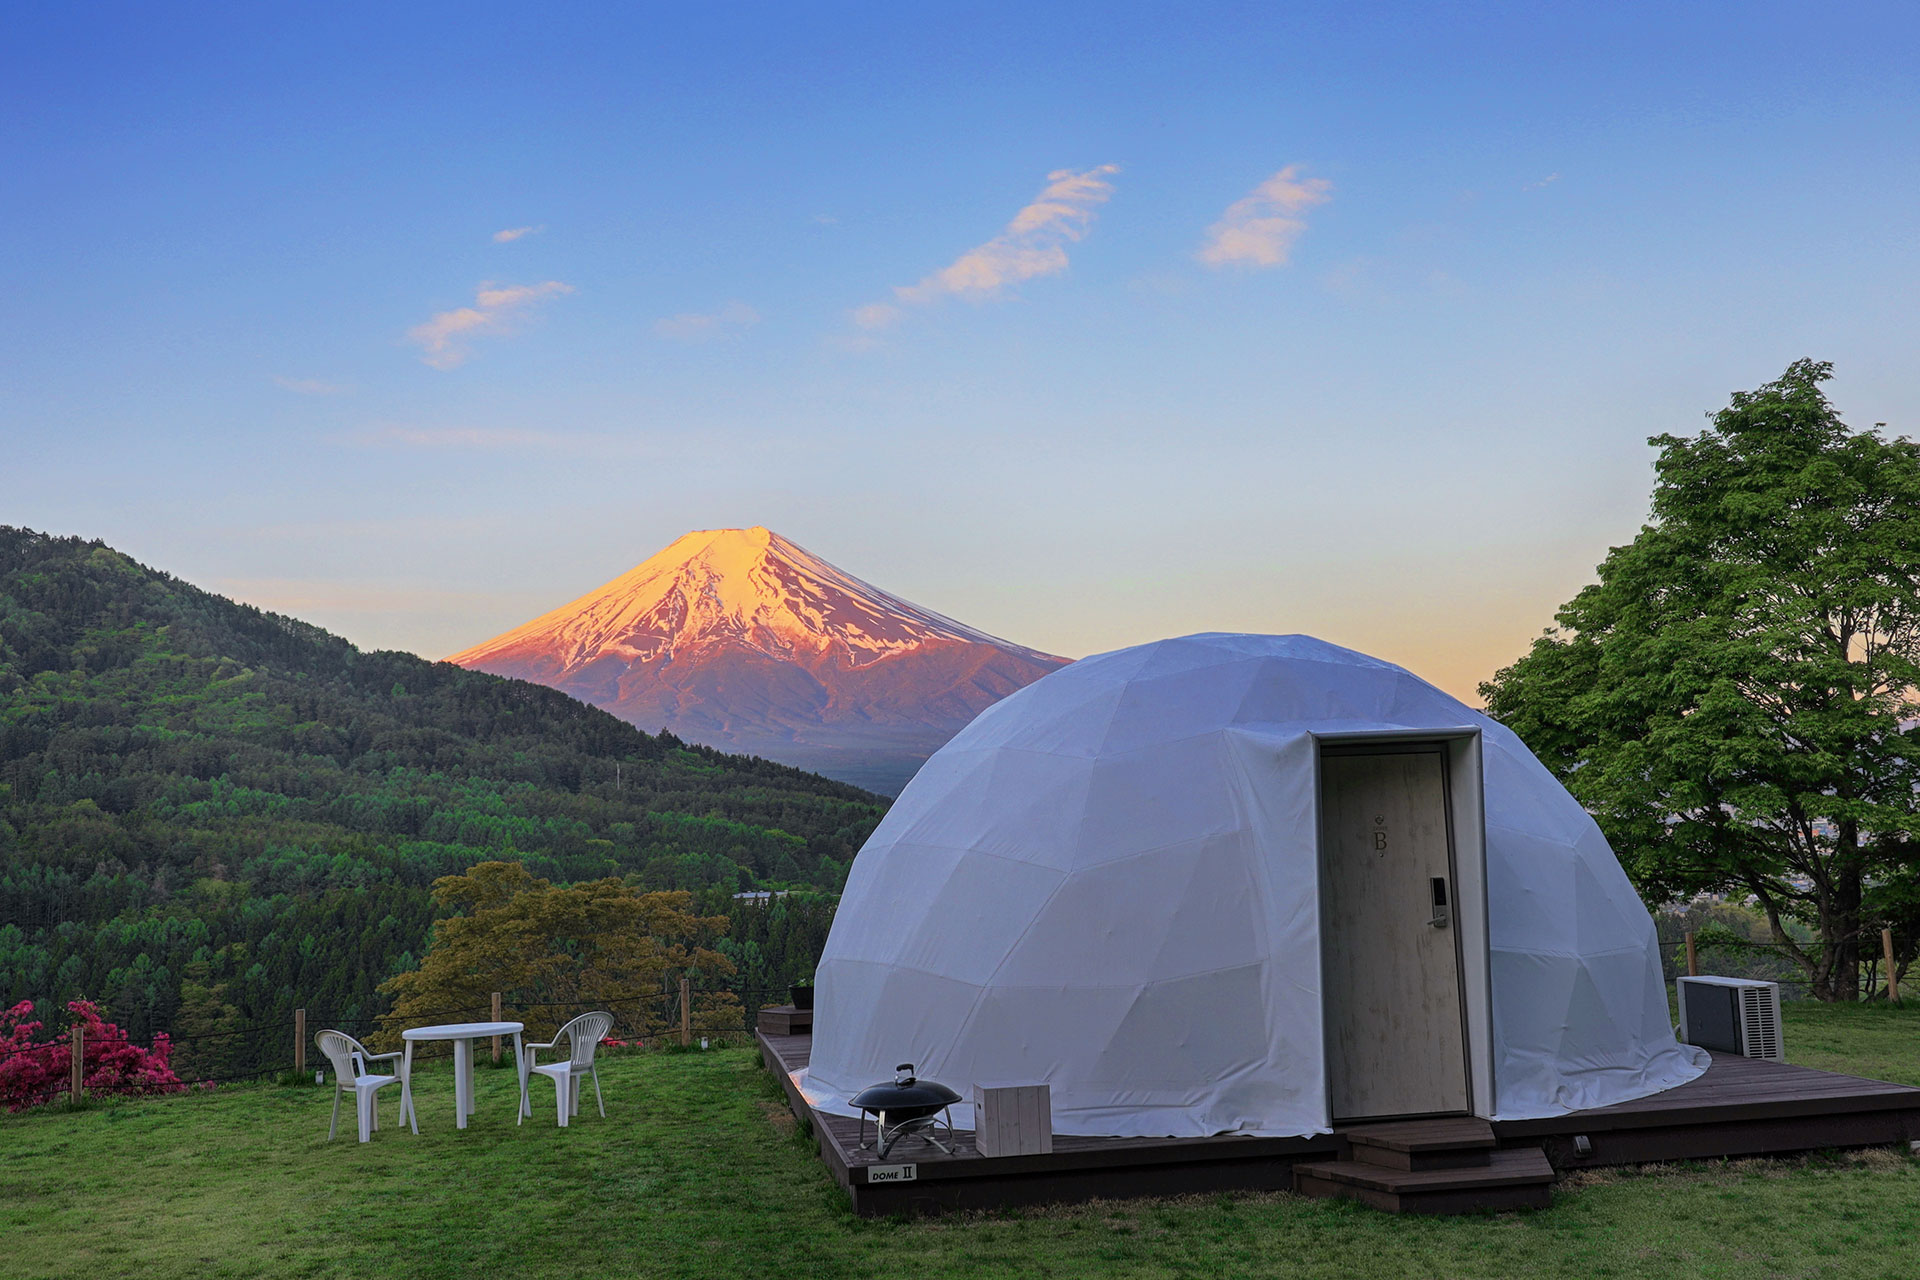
0, 528, 883, 1045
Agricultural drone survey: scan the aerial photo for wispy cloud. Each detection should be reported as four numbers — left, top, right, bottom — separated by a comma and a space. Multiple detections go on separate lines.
214, 577, 505, 616
652, 300, 761, 341
492, 225, 544, 243
1524, 173, 1561, 191
406, 280, 574, 369
1197, 166, 1333, 269
348, 425, 570, 450
851, 302, 902, 331
336, 422, 766, 462
856, 164, 1120, 330
273, 375, 349, 396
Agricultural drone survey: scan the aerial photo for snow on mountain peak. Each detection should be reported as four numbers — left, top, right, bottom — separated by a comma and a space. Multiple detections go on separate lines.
446, 527, 1058, 674
446, 527, 1070, 793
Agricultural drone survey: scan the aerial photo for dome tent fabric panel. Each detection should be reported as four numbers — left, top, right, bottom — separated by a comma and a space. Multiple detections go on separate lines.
798, 634, 1706, 1139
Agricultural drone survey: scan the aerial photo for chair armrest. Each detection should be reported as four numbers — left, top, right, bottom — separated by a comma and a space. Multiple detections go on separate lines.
365, 1050, 405, 1062
525, 1039, 558, 1051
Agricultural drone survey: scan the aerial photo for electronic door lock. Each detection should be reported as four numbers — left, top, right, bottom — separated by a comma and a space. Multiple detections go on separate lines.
1428, 876, 1451, 929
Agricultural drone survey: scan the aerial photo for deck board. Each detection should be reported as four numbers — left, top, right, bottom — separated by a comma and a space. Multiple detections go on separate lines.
759, 1031, 1920, 1216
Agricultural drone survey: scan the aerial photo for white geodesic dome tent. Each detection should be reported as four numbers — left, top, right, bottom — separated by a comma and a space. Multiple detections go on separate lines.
796, 633, 1707, 1139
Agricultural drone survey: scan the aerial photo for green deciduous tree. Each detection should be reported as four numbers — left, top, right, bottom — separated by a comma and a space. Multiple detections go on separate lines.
171, 952, 248, 1080
377, 861, 738, 1042
1481, 360, 1920, 1001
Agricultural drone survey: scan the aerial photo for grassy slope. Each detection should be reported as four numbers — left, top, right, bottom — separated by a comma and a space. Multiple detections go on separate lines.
4, 1004, 1919, 1280
0, 528, 883, 1038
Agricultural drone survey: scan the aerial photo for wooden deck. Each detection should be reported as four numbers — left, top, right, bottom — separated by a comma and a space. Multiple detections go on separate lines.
759, 1030, 1920, 1217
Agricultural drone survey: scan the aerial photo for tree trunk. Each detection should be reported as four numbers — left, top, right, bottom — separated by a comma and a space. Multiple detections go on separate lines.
1830, 855, 1863, 1002
1772, 862, 1847, 1002
1761, 895, 1831, 999
1811, 824, 1866, 1002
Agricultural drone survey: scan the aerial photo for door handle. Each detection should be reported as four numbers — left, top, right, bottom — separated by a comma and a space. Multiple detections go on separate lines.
1428, 876, 1451, 929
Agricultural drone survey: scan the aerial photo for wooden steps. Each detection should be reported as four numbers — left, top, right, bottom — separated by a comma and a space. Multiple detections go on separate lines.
1343, 1116, 1498, 1170
1293, 1118, 1552, 1214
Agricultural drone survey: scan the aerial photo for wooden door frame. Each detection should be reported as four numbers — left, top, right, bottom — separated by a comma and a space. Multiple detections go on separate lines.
1312, 729, 1494, 1126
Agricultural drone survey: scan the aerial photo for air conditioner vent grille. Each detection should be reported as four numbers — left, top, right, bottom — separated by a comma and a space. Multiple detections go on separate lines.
1740, 984, 1783, 1060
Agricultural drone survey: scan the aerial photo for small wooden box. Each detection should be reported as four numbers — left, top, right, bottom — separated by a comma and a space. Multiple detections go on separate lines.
756, 1004, 813, 1036
972, 1083, 1052, 1157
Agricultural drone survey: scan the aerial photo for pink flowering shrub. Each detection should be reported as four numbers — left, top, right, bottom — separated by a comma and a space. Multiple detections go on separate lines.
0, 999, 187, 1111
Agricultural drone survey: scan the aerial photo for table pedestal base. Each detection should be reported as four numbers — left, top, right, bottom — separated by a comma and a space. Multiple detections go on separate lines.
399, 1024, 526, 1135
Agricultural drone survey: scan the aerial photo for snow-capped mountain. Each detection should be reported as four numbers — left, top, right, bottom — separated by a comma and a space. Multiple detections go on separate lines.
446, 527, 1069, 794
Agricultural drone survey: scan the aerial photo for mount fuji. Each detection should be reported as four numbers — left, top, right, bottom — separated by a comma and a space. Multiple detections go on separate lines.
445, 527, 1070, 794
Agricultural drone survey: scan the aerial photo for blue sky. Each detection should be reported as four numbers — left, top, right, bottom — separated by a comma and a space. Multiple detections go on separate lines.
5, 2, 1917, 699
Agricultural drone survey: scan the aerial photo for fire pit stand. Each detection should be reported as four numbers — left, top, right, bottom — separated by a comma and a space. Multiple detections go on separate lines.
851, 1063, 962, 1159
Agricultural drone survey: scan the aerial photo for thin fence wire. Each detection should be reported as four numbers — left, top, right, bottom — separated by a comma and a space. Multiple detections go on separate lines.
1656, 924, 1912, 1000
2, 978, 793, 1109
16, 938, 1906, 1113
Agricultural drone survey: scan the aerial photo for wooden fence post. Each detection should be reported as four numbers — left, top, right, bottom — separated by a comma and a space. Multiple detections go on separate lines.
1885, 929, 1900, 1004
294, 1008, 306, 1074
71, 1022, 84, 1103
1685, 931, 1698, 977
491, 992, 503, 1064
680, 977, 691, 1047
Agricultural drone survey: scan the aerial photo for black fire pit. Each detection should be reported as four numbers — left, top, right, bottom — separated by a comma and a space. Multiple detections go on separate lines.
851, 1063, 961, 1158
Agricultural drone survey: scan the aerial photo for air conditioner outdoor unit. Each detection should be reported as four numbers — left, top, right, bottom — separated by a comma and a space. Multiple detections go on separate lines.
1676, 975, 1783, 1060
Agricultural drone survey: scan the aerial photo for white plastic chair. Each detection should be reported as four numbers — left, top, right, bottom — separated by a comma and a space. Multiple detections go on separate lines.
523, 1012, 614, 1127
316, 1030, 403, 1143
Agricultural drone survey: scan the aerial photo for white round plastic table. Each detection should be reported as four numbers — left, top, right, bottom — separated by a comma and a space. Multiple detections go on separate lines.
399, 1021, 530, 1133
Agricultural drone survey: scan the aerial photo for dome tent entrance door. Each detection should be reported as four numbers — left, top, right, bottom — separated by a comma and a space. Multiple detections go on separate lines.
1320, 743, 1472, 1120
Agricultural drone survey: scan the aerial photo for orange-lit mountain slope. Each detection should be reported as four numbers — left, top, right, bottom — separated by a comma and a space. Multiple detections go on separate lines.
446, 527, 1069, 794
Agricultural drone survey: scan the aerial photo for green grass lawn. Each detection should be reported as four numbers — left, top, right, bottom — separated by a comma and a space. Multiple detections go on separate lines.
4, 1004, 1919, 1280
1772, 1001, 1920, 1087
